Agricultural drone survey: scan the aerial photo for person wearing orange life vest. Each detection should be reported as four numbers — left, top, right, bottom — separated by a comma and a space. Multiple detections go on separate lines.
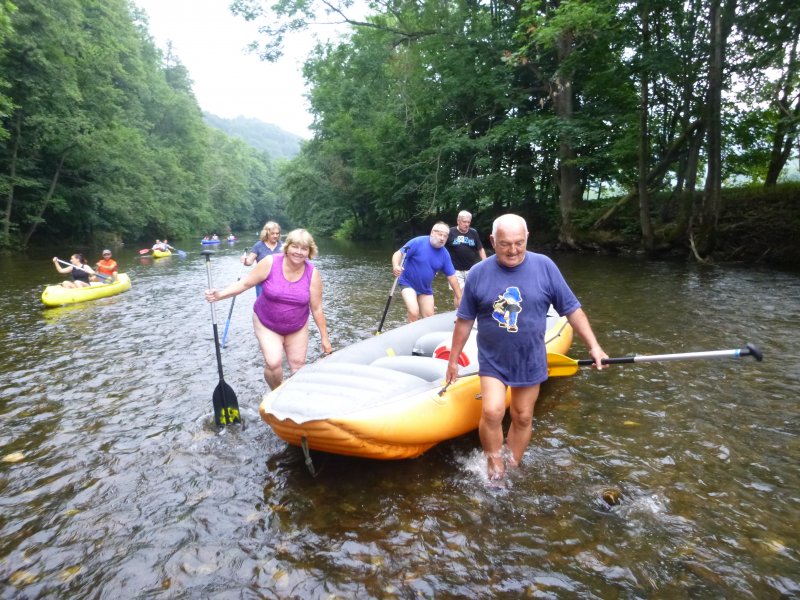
94, 249, 118, 282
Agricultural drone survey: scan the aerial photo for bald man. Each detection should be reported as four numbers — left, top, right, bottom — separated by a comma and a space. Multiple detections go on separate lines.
445, 214, 608, 481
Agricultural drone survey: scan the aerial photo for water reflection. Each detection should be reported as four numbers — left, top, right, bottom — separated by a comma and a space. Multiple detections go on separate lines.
0, 243, 798, 597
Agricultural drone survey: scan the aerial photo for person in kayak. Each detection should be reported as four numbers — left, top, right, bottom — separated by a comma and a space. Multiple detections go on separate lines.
94, 249, 118, 282
53, 254, 95, 288
205, 228, 332, 390
444, 214, 608, 482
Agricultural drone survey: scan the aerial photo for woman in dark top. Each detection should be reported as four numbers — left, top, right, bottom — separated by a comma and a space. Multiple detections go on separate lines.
52, 254, 95, 288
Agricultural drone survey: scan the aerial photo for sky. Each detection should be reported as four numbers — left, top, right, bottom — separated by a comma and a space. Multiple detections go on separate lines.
132, 0, 343, 139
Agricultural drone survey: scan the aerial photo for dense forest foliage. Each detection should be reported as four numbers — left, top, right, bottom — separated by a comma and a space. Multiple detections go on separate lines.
2, 0, 797, 264
0, 0, 288, 249
233, 0, 799, 262
203, 114, 303, 160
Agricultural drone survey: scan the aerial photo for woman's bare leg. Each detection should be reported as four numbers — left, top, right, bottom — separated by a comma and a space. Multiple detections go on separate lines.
283, 327, 309, 375
252, 314, 286, 390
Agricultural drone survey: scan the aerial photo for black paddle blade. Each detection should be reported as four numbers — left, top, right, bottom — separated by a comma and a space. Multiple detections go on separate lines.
212, 381, 241, 427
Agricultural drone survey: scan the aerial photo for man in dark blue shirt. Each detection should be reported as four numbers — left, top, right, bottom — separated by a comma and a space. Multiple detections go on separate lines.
445, 214, 608, 482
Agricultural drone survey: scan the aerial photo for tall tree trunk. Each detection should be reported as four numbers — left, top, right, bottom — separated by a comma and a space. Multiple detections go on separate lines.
695, 0, 736, 258
553, 30, 580, 248
638, 3, 654, 252
22, 153, 66, 248
675, 0, 702, 196
765, 33, 799, 186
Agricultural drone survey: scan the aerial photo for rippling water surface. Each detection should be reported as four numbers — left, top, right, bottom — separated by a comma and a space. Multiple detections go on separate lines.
1, 241, 798, 598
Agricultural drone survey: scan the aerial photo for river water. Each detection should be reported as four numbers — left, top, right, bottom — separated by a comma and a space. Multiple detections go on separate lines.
1, 240, 798, 598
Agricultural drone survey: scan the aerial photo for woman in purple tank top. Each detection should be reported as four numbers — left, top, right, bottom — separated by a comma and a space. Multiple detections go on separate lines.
204, 229, 332, 390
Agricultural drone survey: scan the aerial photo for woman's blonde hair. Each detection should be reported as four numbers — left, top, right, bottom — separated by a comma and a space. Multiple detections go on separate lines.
259, 221, 281, 243
282, 228, 318, 259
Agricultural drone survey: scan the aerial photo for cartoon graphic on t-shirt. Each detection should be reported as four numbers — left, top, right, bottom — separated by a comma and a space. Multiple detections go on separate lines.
492, 286, 523, 332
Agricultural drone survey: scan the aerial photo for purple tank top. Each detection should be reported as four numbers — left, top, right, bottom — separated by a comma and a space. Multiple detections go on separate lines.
253, 253, 314, 335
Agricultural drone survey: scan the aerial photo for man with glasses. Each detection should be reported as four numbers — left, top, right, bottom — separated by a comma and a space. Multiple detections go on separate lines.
391, 222, 462, 322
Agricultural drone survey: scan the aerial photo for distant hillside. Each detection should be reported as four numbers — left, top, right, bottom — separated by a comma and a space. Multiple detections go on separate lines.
203, 113, 303, 160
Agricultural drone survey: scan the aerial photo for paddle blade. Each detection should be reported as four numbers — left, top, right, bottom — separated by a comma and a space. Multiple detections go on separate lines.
546, 352, 580, 377
139, 249, 150, 255
212, 381, 241, 427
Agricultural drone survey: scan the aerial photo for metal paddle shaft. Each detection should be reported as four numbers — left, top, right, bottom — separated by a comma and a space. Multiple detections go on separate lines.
55, 258, 110, 281
375, 251, 407, 335
202, 250, 242, 427
547, 343, 763, 377
221, 251, 247, 348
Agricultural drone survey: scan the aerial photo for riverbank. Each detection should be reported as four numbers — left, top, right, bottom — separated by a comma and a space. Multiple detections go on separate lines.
565, 182, 800, 266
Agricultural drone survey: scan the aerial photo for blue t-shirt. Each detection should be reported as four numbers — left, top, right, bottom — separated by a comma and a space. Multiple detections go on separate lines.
250, 240, 282, 262
457, 252, 581, 386
398, 236, 456, 295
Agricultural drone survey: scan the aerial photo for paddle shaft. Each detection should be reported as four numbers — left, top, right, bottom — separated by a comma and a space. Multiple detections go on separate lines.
203, 250, 241, 426
575, 344, 763, 367
221, 252, 247, 348
203, 254, 225, 378
55, 258, 109, 281
376, 251, 406, 335
546, 343, 763, 377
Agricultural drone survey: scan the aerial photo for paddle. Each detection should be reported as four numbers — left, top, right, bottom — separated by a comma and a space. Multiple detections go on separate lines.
546, 343, 763, 377
55, 258, 111, 282
166, 244, 187, 258
202, 250, 242, 428
375, 250, 407, 335
138, 249, 151, 255
221, 251, 247, 349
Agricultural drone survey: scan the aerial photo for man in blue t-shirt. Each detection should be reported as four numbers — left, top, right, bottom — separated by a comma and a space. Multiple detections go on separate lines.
444, 214, 608, 482
391, 222, 462, 322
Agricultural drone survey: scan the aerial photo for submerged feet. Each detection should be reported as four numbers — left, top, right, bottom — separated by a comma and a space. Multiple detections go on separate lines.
486, 445, 519, 486
487, 452, 505, 482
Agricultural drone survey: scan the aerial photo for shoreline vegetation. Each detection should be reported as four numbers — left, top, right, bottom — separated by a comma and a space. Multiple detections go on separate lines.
534, 182, 800, 267
13, 181, 798, 269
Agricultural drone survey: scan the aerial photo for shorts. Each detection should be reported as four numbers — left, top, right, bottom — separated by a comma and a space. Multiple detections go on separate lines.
398, 283, 431, 296
449, 270, 469, 291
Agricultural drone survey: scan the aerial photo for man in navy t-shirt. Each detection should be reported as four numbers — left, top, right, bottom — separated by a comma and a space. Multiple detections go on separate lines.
444, 214, 608, 482
391, 222, 462, 322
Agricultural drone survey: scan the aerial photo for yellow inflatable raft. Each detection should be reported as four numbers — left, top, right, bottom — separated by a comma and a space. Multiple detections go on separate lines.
259, 309, 573, 460
152, 249, 172, 258
41, 274, 132, 307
